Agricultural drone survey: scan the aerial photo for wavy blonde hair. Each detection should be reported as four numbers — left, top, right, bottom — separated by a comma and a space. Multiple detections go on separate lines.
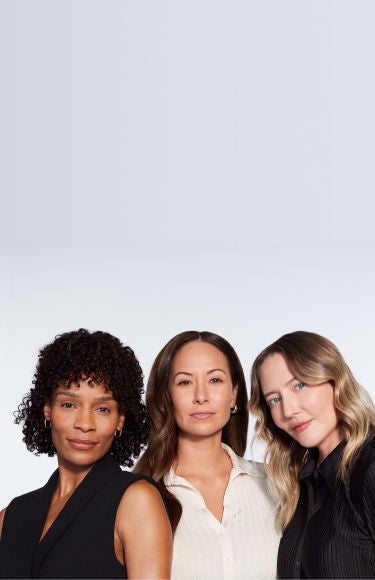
249, 330, 375, 531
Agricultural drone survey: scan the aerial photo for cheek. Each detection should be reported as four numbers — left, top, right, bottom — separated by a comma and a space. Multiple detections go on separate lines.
269, 407, 283, 427
48, 413, 69, 447
172, 402, 186, 422
310, 388, 335, 414
322, 397, 338, 424
50, 422, 70, 444
171, 403, 186, 432
50, 409, 69, 430
169, 390, 187, 414
109, 414, 123, 432
215, 386, 235, 406
171, 393, 181, 421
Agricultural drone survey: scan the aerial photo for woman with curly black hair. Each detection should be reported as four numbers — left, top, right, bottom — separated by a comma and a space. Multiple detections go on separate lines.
0, 329, 172, 580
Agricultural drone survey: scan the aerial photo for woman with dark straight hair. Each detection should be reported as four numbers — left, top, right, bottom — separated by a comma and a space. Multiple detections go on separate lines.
135, 330, 280, 580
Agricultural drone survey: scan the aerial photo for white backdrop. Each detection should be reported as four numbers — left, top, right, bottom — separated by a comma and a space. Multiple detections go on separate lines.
1, 1, 375, 508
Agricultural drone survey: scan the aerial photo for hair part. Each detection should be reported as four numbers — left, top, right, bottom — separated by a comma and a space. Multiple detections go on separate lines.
134, 330, 249, 532
249, 330, 375, 531
15, 328, 149, 467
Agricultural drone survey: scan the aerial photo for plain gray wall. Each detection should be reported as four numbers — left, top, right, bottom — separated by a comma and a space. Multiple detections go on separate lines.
1, 1, 375, 507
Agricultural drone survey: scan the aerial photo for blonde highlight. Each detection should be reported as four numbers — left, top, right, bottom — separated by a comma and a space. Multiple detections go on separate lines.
250, 331, 375, 531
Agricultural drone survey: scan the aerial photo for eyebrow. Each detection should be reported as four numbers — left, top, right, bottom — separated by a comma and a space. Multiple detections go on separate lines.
173, 368, 226, 379
54, 390, 115, 402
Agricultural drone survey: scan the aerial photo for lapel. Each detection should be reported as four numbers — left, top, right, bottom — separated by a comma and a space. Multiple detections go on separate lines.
1, 469, 59, 579
31, 454, 120, 578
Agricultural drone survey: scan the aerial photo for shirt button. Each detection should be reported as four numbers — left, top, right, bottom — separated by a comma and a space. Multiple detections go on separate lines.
296, 560, 300, 569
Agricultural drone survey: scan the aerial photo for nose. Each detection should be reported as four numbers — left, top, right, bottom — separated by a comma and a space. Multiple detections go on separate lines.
281, 393, 300, 418
74, 407, 96, 432
193, 379, 209, 404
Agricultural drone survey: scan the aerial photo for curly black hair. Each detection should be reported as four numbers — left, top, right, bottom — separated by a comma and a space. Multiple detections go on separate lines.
15, 329, 149, 467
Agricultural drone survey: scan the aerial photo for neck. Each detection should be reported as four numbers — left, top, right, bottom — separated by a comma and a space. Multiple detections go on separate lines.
175, 432, 228, 475
318, 432, 344, 465
56, 460, 95, 498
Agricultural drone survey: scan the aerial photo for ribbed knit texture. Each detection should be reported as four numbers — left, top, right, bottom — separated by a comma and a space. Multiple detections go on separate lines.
278, 437, 375, 579
164, 444, 280, 580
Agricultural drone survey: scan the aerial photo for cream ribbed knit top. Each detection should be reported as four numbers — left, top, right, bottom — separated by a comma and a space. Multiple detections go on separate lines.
164, 444, 280, 580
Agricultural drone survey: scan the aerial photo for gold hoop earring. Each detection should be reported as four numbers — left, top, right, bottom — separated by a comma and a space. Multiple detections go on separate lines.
114, 429, 122, 439
44, 418, 51, 429
230, 404, 238, 415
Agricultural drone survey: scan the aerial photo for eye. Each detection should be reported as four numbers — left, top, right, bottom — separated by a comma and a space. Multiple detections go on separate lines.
209, 377, 223, 384
96, 406, 111, 414
177, 379, 191, 386
295, 382, 306, 391
61, 401, 75, 408
268, 396, 281, 407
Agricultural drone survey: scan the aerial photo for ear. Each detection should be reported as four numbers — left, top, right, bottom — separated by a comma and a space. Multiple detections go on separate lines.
43, 402, 51, 421
230, 384, 239, 408
117, 412, 125, 431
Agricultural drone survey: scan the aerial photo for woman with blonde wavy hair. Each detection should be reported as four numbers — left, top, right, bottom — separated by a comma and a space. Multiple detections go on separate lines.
250, 330, 375, 579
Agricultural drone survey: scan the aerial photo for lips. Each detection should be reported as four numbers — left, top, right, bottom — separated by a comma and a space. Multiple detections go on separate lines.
68, 439, 98, 450
190, 412, 214, 419
292, 420, 312, 433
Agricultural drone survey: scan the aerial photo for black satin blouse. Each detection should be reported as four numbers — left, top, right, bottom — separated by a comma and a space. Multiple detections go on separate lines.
277, 437, 375, 579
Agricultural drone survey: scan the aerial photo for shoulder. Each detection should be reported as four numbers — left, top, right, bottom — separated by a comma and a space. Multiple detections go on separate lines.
110, 468, 160, 495
0, 484, 48, 541
116, 474, 165, 518
362, 434, 375, 458
0, 507, 6, 539
349, 436, 375, 533
116, 479, 169, 539
357, 434, 375, 456
4, 485, 45, 514
350, 436, 375, 488
223, 444, 266, 478
120, 478, 162, 506
115, 479, 172, 579
4, 468, 60, 517
223, 445, 279, 504
238, 456, 266, 478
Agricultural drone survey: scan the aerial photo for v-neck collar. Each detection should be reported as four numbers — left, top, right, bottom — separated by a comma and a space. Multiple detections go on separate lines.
31, 454, 120, 577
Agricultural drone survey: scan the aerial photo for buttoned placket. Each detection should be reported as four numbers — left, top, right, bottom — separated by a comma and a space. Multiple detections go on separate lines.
168, 464, 245, 578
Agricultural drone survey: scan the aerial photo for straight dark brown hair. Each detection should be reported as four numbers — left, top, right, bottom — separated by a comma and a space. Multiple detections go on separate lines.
134, 330, 249, 532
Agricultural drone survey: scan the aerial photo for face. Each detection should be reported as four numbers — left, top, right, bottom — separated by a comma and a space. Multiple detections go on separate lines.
169, 341, 238, 442
44, 377, 125, 472
259, 353, 342, 462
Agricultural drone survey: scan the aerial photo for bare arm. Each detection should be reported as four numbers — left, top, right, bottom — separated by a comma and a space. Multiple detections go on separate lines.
116, 479, 172, 579
0, 508, 6, 540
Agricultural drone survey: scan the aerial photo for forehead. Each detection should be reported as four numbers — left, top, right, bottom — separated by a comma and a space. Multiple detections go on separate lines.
172, 341, 229, 370
57, 377, 111, 394
259, 353, 293, 388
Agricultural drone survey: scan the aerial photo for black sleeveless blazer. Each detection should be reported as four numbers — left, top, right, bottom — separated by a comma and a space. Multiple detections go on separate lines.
0, 454, 155, 579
